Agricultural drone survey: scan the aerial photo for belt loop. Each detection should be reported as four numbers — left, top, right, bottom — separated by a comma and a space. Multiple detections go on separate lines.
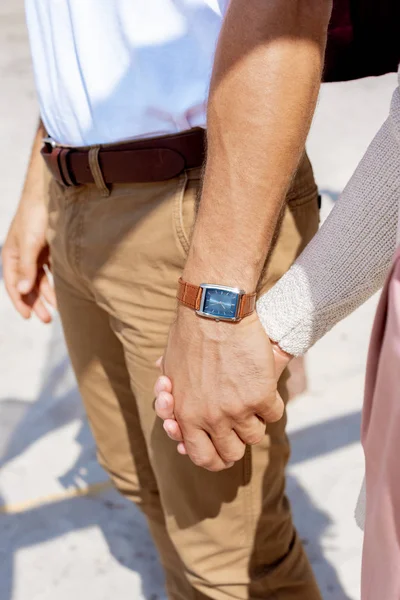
88, 146, 110, 197
58, 148, 75, 186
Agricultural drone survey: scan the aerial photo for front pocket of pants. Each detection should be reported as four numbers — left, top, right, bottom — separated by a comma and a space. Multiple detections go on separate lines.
173, 172, 200, 258
288, 184, 320, 244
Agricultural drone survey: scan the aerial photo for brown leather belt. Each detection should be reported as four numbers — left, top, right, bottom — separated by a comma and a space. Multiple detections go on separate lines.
41, 128, 206, 186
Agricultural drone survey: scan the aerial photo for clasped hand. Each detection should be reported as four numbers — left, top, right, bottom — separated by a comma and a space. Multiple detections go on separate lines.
154, 308, 291, 472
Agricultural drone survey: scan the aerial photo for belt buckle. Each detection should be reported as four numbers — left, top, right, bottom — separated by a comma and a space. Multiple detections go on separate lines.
42, 136, 69, 151
42, 136, 58, 152
41, 137, 75, 187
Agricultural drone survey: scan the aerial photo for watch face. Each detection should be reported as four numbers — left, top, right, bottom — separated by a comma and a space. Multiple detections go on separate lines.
203, 288, 239, 319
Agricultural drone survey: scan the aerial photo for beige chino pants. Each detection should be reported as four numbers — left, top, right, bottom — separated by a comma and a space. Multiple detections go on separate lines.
46, 151, 321, 600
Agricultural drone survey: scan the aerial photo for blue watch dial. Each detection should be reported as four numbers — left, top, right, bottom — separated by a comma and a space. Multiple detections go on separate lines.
203, 288, 239, 319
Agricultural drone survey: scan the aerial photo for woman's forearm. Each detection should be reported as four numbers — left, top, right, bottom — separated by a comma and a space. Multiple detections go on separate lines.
257, 83, 400, 356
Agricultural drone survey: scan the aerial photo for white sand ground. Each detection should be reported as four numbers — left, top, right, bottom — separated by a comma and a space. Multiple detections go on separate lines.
0, 2, 398, 599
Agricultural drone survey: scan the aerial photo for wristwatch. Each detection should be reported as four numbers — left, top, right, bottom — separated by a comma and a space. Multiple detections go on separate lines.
177, 277, 256, 322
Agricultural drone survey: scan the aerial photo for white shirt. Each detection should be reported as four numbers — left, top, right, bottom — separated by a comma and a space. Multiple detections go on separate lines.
25, 0, 229, 147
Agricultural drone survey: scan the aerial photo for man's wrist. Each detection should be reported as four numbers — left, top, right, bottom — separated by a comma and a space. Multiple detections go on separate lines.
182, 242, 260, 292
175, 303, 244, 344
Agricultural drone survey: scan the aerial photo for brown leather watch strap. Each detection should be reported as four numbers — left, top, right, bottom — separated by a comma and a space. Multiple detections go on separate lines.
176, 278, 256, 320
237, 291, 257, 319
176, 278, 203, 310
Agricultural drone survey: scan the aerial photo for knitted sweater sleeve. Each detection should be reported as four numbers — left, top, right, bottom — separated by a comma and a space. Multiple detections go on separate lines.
257, 80, 400, 357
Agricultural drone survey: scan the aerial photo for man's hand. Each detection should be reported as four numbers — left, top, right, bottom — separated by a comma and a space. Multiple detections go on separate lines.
155, 332, 291, 464
2, 199, 55, 323
155, 308, 287, 472
2, 120, 56, 323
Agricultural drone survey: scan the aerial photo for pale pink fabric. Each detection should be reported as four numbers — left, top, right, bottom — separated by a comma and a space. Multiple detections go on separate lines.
361, 246, 400, 599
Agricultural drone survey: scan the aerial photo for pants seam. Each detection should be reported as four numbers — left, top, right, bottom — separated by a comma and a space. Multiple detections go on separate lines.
243, 445, 254, 550
72, 202, 84, 273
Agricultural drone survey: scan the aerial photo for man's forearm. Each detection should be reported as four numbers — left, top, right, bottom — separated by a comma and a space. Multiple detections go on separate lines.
21, 119, 46, 204
184, 0, 332, 289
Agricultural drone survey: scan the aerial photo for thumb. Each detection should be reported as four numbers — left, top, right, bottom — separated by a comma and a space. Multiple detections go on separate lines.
271, 342, 292, 379
17, 235, 41, 295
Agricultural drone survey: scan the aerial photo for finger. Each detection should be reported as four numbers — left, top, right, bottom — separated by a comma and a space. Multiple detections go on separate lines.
155, 355, 165, 374
23, 288, 51, 323
177, 440, 234, 466
163, 419, 184, 442
3, 247, 33, 319
271, 343, 292, 379
177, 442, 188, 455
208, 429, 246, 464
9, 295, 32, 319
154, 375, 172, 396
257, 392, 285, 424
39, 273, 57, 309
154, 391, 175, 420
234, 415, 266, 446
25, 291, 53, 324
182, 428, 232, 472
17, 235, 42, 295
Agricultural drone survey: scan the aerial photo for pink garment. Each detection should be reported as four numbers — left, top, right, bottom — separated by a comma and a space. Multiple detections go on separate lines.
361, 246, 400, 599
